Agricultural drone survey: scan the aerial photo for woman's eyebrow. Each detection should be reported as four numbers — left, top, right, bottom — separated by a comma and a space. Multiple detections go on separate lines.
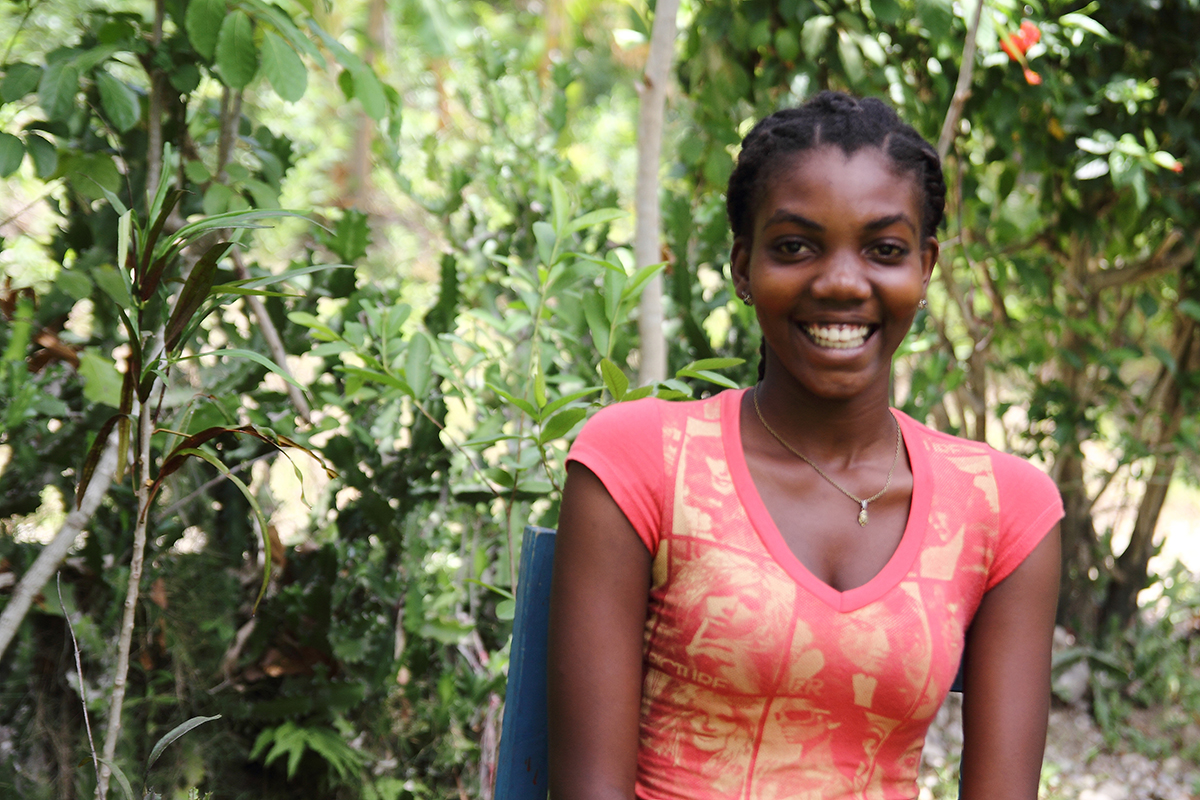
864, 214, 918, 234
762, 210, 824, 230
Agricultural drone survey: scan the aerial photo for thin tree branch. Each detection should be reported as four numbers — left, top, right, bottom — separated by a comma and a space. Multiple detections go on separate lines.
96, 376, 158, 800
937, 0, 987, 160
0, 427, 121, 663
1087, 236, 1196, 291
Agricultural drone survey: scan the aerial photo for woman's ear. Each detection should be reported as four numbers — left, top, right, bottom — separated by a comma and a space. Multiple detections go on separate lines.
730, 236, 751, 299
920, 236, 939, 293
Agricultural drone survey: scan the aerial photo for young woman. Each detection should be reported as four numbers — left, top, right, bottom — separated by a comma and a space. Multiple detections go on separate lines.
548, 92, 1062, 800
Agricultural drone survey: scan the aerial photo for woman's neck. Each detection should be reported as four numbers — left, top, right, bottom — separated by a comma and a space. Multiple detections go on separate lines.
749, 374, 897, 468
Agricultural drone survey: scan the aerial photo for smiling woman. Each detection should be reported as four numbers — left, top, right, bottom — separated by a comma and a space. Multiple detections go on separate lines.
548, 92, 1063, 800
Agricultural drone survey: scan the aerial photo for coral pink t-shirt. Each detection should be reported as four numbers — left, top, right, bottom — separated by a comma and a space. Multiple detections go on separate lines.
567, 388, 1063, 800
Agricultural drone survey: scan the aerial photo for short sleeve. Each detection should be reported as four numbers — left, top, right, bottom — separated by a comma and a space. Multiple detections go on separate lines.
566, 398, 667, 553
987, 451, 1064, 590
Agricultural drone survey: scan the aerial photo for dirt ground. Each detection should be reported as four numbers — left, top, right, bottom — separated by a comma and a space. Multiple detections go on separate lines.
920, 695, 1200, 800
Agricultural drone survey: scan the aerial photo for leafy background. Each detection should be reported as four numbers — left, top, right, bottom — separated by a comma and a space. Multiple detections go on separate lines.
0, 0, 1198, 798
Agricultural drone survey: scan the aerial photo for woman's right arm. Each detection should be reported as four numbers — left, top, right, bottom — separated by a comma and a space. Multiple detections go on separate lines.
548, 462, 653, 800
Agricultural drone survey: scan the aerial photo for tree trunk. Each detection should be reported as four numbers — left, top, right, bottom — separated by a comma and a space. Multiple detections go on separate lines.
1099, 313, 1197, 632
634, 0, 680, 386
1054, 446, 1099, 638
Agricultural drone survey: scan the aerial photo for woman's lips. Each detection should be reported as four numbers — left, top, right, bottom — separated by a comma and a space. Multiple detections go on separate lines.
801, 323, 874, 349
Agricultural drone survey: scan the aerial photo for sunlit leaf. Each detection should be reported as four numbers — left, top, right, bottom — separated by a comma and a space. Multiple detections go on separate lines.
1074, 158, 1110, 180
599, 358, 629, 401
539, 407, 587, 444
406, 332, 433, 399
216, 10, 258, 89
566, 207, 627, 233
261, 30, 306, 102
186, 0, 227, 61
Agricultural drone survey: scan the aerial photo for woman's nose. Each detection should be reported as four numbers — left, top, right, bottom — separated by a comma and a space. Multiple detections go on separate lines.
811, 251, 870, 300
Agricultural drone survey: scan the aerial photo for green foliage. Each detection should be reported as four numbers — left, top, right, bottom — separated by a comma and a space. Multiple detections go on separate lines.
2, 0, 1198, 796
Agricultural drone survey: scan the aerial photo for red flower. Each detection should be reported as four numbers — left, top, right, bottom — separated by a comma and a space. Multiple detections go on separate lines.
1001, 20, 1041, 60
1000, 34, 1023, 61
1023, 68, 1043, 85
1019, 20, 1041, 48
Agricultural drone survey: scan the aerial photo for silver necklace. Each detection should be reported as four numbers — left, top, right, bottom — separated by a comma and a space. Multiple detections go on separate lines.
752, 386, 902, 527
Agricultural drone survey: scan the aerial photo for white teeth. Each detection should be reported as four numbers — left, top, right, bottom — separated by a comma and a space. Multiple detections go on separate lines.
804, 324, 871, 349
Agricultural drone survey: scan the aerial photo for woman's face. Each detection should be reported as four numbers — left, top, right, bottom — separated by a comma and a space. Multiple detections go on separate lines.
731, 145, 937, 401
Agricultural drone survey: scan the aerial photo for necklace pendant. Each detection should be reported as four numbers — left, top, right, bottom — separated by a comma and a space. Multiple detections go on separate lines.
858, 502, 869, 527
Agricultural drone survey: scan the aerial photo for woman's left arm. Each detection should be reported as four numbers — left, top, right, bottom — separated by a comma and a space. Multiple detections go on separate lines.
958, 524, 1061, 800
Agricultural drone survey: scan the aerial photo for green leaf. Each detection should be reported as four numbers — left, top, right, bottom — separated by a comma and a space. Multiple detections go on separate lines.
540, 386, 602, 417
1075, 158, 1109, 180
800, 15, 834, 59
94, 264, 134, 310
244, 0, 325, 67
496, 598, 516, 621
599, 358, 628, 401
486, 382, 538, 417
164, 241, 235, 352
539, 407, 587, 444
186, 0, 227, 60
550, 175, 570, 235
216, 10, 259, 89
566, 207, 627, 233
38, 60, 80, 120
261, 30, 306, 102
338, 366, 413, 395
147, 715, 221, 770
95, 758, 135, 800
24, 133, 57, 179
680, 357, 745, 372
676, 368, 741, 390
406, 332, 433, 399
78, 348, 124, 408
96, 70, 140, 131
1179, 299, 1200, 322
1060, 12, 1112, 39
287, 311, 340, 341
533, 221, 556, 267
351, 66, 386, 120
774, 27, 800, 62
180, 348, 304, 389
836, 31, 865, 84
1, 63, 42, 102
0, 132, 23, 177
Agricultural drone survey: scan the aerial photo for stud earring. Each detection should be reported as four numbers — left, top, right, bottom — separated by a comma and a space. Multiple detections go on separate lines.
918, 298, 928, 309
739, 291, 754, 307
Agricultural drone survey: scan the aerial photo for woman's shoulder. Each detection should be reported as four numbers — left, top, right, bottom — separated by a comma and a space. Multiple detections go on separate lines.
894, 409, 1061, 501
580, 390, 731, 435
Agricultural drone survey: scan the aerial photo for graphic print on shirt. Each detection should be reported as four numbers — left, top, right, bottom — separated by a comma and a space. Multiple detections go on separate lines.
635, 396, 1000, 800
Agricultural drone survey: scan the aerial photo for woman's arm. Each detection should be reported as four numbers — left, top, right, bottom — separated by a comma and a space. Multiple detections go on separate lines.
959, 524, 1061, 800
547, 462, 653, 800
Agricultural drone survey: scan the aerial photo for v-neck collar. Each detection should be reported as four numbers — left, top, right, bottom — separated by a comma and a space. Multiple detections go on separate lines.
720, 388, 932, 613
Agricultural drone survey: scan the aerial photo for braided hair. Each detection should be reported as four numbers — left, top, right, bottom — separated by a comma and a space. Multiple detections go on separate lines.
726, 91, 946, 380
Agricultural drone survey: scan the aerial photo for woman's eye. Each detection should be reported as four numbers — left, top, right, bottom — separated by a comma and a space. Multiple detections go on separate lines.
777, 240, 810, 256
872, 243, 908, 260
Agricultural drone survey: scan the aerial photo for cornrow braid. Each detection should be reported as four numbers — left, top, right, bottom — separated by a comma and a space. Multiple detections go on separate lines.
726, 91, 946, 381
